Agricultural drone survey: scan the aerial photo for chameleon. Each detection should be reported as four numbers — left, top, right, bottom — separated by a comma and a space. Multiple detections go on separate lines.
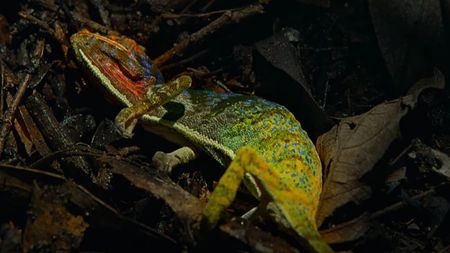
70, 29, 333, 253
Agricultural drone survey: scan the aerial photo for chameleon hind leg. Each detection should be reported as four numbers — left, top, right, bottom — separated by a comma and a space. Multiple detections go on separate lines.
203, 146, 333, 253
115, 75, 192, 137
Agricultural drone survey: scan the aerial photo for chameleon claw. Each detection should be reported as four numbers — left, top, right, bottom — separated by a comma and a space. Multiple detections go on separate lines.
114, 113, 137, 138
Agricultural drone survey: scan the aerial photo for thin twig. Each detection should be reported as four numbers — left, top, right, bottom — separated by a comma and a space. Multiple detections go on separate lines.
18, 11, 53, 32
18, 11, 69, 53
154, 3, 265, 66
159, 49, 209, 71
0, 74, 33, 156
370, 186, 439, 219
0, 60, 4, 115
161, 8, 241, 19
0, 40, 45, 156
201, 0, 217, 12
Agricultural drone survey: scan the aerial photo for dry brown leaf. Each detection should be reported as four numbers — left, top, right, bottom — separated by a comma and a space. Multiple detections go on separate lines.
320, 214, 370, 244
23, 184, 89, 252
316, 70, 445, 226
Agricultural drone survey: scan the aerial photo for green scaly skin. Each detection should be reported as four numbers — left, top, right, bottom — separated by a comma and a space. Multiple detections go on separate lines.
70, 30, 333, 253
143, 89, 332, 253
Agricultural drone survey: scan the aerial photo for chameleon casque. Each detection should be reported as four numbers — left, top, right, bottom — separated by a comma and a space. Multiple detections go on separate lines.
70, 29, 333, 253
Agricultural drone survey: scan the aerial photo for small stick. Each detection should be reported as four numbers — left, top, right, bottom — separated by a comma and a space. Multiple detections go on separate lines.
154, 3, 265, 66
0, 60, 4, 115
18, 11, 53, 32
161, 8, 241, 19
370, 187, 438, 219
159, 49, 208, 71
0, 40, 45, 156
0, 74, 33, 156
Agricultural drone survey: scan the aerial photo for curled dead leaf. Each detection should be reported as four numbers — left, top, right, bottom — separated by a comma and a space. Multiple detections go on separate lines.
320, 214, 370, 244
316, 70, 445, 226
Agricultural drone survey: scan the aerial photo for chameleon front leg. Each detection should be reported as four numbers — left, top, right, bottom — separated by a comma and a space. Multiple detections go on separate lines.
203, 147, 334, 253
115, 75, 192, 137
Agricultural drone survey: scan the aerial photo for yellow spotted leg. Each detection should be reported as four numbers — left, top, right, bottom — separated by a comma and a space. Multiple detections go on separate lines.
203, 147, 334, 253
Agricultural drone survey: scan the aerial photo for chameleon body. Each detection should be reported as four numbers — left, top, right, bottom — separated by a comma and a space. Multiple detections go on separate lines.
70, 30, 333, 253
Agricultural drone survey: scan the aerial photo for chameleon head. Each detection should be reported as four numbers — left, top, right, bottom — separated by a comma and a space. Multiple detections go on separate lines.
70, 29, 165, 106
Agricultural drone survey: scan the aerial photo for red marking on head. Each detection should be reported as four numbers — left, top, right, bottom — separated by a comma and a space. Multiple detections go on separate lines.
76, 30, 155, 102
87, 52, 146, 97
103, 61, 146, 96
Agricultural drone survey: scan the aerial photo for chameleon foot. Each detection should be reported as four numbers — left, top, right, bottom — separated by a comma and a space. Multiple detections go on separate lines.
152, 146, 197, 173
114, 75, 192, 137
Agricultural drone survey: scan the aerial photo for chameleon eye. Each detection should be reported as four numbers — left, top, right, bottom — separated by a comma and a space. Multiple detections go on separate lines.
116, 58, 145, 81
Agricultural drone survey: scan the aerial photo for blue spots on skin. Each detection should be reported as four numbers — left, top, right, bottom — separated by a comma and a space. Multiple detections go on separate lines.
101, 41, 108, 52
144, 69, 151, 79
273, 114, 281, 124
137, 55, 153, 79
305, 156, 312, 164
109, 47, 117, 58
130, 49, 137, 58
155, 73, 164, 84
140, 56, 151, 68
299, 176, 306, 184
87, 36, 97, 45
126, 55, 135, 69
